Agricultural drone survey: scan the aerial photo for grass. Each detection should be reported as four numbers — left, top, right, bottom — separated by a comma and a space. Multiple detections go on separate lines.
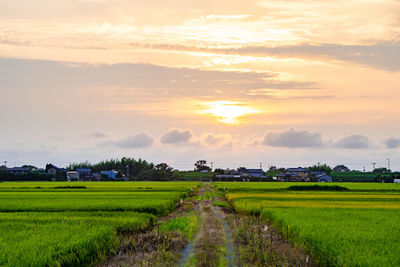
202, 191, 213, 200
0, 191, 185, 215
160, 215, 199, 239
287, 185, 348, 191
221, 182, 400, 266
0, 211, 154, 266
0, 181, 199, 266
213, 201, 231, 209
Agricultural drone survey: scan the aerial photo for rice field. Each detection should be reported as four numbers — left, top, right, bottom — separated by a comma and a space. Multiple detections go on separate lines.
0, 181, 198, 266
217, 182, 400, 266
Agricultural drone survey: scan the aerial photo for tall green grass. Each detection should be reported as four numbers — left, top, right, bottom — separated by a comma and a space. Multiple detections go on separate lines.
225, 183, 400, 266
0, 181, 197, 266
0, 212, 153, 266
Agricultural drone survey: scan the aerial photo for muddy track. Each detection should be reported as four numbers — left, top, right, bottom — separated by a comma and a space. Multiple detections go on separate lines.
179, 185, 237, 267
210, 190, 236, 267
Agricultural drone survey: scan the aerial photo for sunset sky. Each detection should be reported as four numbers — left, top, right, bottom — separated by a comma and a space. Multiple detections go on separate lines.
1, 0, 399, 170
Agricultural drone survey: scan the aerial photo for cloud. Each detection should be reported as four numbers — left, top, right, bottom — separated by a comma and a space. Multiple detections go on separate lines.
88, 131, 107, 138
160, 129, 192, 144
201, 133, 233, 149
335, 135, 370, 149
384, 138, 400, 149
142, 41, 400, 71
0, 57, 318, 98
261, 128, 323, 148
114, 133, 154, 148
218, 42, 400, 71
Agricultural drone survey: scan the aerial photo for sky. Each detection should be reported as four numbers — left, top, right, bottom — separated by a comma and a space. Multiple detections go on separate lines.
1, 0, 399, 171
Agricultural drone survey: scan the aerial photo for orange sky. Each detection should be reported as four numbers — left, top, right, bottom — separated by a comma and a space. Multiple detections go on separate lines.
0, 0, 399, 170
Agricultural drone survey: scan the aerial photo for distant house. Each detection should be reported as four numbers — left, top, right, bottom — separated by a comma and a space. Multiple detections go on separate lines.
46, 164, 66, 177
317, 174, 332, 182
394, 179, 400, 184
4, 167, 31, 175
100, 170, 118, 179
67, 171, 80, 181
309, 171, 332, 182
76, 168, 92, 176
277, 167, 309, 182
239, 168, 266, 179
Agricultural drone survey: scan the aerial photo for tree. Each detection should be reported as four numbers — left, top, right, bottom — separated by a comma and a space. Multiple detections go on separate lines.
308, 164, 332, 175
155, 163, 173, 171
333, 165, 350, 173
194, 160, 211, 172
373, 167, 390, 174
213, 168, 225, 175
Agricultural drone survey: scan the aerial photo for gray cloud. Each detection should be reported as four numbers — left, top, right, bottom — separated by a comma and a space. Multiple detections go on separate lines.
160, 129, 192, 144
384, 138, 400, 149
221, 42, 400, 71
135, 41, 400, 71
88, 132, 107, 138
0, 57, 318, 97
114, 133, 154, 148
202, 133, 233, 149
335, 135, 370, 149
262, 128, 323, 148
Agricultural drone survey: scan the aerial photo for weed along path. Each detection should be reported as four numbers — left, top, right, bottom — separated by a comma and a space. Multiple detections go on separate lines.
179, 184, 237, 267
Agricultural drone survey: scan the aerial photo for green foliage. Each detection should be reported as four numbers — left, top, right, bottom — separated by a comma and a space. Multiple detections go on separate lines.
68, 157, 156, 180
202, 191, 213, 200
160, 216, 198, 239
213, 201, 231, 209
0, 181, 199, 266
332, 165, 350, 173
287, 185, 348, 191
308, 163, 332, 174
223, 182, 400, 266
0, 211, 153, 267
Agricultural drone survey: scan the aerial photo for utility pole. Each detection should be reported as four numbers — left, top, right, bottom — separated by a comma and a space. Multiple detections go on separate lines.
210, 162, 213, 172
372, 162, 376, 171
387, 159, 391, 171
260, 162, 262, 170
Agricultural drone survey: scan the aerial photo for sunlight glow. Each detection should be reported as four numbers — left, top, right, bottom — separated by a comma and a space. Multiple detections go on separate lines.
201, 100, 259, 124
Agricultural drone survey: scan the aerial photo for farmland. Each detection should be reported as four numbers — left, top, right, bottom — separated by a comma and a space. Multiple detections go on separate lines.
0, 181, 198, 266
216, 182, 400, 266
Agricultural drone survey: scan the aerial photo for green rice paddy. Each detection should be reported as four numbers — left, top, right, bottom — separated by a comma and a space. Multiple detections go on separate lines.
0, 181, 198, 266
217, 182, 400, 266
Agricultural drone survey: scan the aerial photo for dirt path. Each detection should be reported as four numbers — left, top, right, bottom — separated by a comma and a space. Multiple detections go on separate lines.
179, 185, 237, 267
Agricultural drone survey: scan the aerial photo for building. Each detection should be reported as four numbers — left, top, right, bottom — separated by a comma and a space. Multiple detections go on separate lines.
100, 170, 118, 179
317, 174, 332, 182
309, 171, 332, 182
46, 164, 66, 177
76, 168, 92, 176
67, 171, 80, 181
4, 167, 31, 175
277, 167, 309, 182
238, 168, 266, 179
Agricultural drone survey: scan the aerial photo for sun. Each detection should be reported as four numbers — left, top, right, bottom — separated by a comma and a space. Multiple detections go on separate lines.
201, 100, 258, 124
